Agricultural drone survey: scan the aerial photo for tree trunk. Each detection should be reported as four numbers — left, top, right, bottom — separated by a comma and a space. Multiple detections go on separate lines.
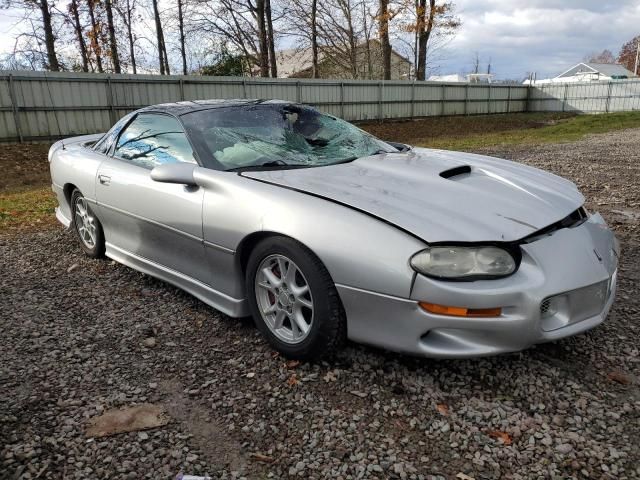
345, 2, 357, 78
311, 0, 318, 78
265, 0, 277, 77
379, 0, 391, 80
152, 0, 167, 74
177, 0, 187, 75
105, 0, 121, 73
70, 0, 89, 72
87, 0, 103, 73
416, 0, 434, 81
125, 0, 136, 73
39, 0, 60, 70
256, 0, 269, 77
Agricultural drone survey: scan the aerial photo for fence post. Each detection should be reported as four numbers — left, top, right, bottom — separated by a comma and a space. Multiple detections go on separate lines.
441, 84, 446, 115
340, 82, 345, 119
526, 84, 532, 112
562, 84, 568, 112
242, 78, 247, 98
410, 80, 416, 119
378, 80, 383, 123
464, 84, 469, 115
605, 82, 613, 113
8, 74, 23, 143
179, 79, 185, 101
296, 80, 301, 103
487, 83, 492, 114
506, 86, 511, 113
106, 76, 116, 124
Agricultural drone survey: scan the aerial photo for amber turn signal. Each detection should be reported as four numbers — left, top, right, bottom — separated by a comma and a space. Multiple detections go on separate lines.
419, 302, 502, 318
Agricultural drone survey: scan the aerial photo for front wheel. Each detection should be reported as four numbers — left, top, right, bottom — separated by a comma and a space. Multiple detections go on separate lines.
246, 237, 346, 360
71, 189, 105, 258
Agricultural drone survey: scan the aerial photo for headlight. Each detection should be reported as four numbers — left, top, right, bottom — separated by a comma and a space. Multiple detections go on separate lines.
410, 245, 517, 280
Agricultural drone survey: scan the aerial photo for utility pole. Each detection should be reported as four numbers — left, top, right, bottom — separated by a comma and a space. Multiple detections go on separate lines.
635, 41, 640, 75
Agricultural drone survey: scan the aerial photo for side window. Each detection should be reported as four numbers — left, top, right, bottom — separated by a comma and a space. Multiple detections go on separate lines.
113, 113, 197, 169
94, 112, 134, 154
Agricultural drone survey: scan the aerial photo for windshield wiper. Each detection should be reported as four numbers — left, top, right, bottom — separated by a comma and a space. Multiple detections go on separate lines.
227, 160, 311, 172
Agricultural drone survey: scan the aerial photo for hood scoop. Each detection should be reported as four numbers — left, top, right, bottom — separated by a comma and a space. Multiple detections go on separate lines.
439, 165, 471, 179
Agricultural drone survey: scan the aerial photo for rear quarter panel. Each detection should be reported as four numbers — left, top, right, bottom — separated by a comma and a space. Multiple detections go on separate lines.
49, 135, 105, 221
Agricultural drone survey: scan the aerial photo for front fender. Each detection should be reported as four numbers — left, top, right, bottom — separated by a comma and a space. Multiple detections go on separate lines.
199, 169, 425, 298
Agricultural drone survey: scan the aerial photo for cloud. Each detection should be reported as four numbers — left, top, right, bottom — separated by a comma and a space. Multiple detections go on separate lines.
437, 0, 640, 80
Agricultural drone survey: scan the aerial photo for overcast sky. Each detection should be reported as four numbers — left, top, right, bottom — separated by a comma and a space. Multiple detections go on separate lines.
439, 0, 640, 79
0, 0, 639, 79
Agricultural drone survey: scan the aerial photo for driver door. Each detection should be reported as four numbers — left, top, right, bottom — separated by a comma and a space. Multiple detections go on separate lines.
95, 113, 211, 285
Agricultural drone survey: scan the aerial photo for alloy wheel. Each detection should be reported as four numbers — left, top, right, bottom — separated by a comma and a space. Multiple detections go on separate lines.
74, 197, 97, 249
254, 254, 314, 344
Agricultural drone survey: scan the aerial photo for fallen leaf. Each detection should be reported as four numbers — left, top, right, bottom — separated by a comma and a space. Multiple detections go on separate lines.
86, 404, 169, 438
456, 473, 475, 480
285, 360, 300, 369
250, 453, 275, 463
246, 372, 255, 379
287, 373, 299, 387
323, 370, 337, 382
488, 430, 512, 446
607, 371, 631, 385
436, 403, 449, 416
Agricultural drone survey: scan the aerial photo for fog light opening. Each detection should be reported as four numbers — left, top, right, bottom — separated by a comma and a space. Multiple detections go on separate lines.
419, 302, 502, 318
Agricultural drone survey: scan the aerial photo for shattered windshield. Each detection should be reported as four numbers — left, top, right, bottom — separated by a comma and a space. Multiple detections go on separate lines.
180, 103, 396, 171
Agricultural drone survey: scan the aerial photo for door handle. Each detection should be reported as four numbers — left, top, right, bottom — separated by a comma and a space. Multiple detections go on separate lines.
98, 174, 111, 185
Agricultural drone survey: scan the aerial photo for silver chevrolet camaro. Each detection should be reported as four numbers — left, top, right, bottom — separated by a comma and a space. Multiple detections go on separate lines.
49, 99, 619, 360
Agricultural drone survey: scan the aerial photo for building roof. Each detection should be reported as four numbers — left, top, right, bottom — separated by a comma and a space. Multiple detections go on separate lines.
274, 40, 411, 78
556, 62, 635, 79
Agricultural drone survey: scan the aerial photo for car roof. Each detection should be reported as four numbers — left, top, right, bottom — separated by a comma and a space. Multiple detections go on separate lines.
137, 98, 292, 116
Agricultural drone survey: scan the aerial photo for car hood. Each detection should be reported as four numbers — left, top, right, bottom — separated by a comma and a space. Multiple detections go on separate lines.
243, 148, 584, 243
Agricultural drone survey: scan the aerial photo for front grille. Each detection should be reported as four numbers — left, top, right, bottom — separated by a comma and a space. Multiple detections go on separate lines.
540, 298, 552, 317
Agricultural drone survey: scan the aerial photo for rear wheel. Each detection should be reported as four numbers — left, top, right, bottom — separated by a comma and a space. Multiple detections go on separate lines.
71, 189, 105, 258
246, 237, 346, 360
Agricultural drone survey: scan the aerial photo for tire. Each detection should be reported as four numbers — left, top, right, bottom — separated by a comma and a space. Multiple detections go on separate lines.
246, 236, 346, 360
70, 189, 105, 258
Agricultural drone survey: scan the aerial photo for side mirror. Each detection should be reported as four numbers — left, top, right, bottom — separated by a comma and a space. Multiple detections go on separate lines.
150, 163, 198, 186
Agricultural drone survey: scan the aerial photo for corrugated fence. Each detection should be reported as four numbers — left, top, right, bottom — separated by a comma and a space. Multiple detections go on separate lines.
1, 71, 639, 142
0, 71, 529, 142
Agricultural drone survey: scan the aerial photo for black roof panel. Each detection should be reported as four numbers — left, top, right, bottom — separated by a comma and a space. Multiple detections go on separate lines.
138, 98, 291, 116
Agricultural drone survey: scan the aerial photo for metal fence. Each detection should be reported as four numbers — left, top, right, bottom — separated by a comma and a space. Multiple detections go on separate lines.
0, 71, 529, 142
1, 71, 640, 143
529, 79, 640, 113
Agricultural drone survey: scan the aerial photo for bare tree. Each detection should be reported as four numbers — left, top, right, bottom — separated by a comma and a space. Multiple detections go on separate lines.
316, 0, 361, 78
177, 0, 187, 74
38, 0, 60, 70
2, 0, 61, 70
104, 0, 121, 72
115, 0, 137, 73
265, 0, 277, 77
311, 0, 318, 77
86, 0, 104, 72
68, 0, 89, 71
583, 49, 616, 64
151, 0, 170, 74
471, 51, 479, 73
378, 0, 391, 80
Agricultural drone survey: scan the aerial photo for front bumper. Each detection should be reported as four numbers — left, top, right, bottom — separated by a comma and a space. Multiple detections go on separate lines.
340, 214, 619, 358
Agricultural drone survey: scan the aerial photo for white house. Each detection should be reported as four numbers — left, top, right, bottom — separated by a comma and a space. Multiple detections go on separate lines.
427, 73, 494, 83
524, 62, 636, 85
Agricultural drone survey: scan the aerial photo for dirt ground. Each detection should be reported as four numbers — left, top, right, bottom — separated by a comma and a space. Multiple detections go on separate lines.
1, 126, 639, 479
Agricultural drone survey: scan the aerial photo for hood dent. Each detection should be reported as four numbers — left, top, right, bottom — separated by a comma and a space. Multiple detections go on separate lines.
244, 148, 584, 243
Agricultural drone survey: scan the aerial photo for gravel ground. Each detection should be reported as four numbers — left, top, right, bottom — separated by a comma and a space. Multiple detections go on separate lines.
2, 129, 640, 480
